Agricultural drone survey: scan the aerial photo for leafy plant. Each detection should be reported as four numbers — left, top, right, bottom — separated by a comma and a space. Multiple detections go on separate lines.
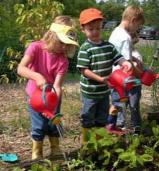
67, 126, 159, 170
1, 0, 64, 83
13, 159, 61, 171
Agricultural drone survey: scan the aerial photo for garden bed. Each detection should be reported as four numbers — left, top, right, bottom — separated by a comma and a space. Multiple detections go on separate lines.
0, 83, 158, 170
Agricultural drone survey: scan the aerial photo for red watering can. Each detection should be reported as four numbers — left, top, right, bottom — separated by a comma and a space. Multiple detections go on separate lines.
141, 70, 159, 86
30, 84, 58, 120
108, 68, 140, 101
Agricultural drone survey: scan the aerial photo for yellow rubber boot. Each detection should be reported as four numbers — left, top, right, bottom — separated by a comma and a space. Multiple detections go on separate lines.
49, 137, 62, 156
32, 140, 43, 160
81, 128, 90, 145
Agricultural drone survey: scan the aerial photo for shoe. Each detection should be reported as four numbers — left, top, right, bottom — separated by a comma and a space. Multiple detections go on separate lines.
133, 126, 141, 135
106, 124, 127, 135
116, 124, 127, 130
81, 128, 91, 144
32, 140, 43, 160
49, 137, 62, 156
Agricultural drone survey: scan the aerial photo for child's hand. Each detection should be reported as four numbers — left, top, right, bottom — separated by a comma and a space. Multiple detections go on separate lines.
132, 57, 142, 66
122, 60, 133, 72
35, 73, 46, 89
101, 76, 108, 84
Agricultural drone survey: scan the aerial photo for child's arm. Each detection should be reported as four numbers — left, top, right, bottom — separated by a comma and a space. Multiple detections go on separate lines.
80, 68, 108, 84
17, 54, 46, 88
53, 74, 65, 99
118, 59, 132, 71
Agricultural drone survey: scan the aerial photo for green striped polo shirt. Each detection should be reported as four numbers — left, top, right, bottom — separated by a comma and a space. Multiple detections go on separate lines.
77, 39, 124, 99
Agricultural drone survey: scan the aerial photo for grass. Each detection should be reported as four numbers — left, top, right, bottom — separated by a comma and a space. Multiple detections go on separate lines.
65, 72, 80, 82
10, 114, 30, 131
137, 40, 159, 67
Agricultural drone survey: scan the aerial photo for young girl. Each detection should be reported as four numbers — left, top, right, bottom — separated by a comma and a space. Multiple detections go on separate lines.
17, 16, 78, 160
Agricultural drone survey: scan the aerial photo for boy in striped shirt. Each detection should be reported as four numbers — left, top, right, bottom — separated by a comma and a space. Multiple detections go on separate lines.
77, 8, 132, 143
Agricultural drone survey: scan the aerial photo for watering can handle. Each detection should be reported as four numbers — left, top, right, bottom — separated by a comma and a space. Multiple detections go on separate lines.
123, 77, 141, 97
123, 77, 141, 88
42, 84, 57, 106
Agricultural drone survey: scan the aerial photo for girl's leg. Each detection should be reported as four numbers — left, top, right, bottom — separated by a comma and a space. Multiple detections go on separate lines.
28, 104, 48, 159
48, 99, 62, 156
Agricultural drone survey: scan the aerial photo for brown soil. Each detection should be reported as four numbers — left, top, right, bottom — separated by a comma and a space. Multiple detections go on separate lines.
0, 83, 154, 171
0, 83, 81, 171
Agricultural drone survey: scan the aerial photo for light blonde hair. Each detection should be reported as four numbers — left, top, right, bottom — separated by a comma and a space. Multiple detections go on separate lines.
42, 15, 77, 58
122, 5, 144, 24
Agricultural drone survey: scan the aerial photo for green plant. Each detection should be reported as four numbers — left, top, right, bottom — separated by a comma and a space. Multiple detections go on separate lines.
102, 30, 111, 41
67, 125, 159, 170
13, 159, 61, 171
68, 158, 96, 170
0, 0, 64, 83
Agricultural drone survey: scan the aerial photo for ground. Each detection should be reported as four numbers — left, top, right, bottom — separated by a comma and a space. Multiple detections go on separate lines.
0, 82, 81, 171
0, 82, 154, 171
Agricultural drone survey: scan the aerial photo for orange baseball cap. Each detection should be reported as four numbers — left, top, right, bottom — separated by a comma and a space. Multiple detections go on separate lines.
79, 8, 104, 25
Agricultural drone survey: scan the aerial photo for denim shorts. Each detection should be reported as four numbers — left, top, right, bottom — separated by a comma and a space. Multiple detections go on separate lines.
111, 86, 142, 127
80, 93, 109, 128
27, 98, 61, 141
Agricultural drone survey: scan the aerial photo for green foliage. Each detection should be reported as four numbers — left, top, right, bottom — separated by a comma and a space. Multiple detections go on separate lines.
14, 0, 64, 47
127, 0, 140, 6
56, 0, 96, 17
102, 30, 111, 41
67, 125, 159, 170
137, 42, 159, 66
97, 2, 124, 21
0, 0, 23, 83
0, 46, 24, 83
13, 159, 61, 171
142, 0, 159, 27
0, 0, 21, 50
0, 0, 64, 83
68, 158, 96, 170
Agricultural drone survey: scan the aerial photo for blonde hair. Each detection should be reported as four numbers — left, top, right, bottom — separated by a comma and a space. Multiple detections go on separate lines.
42, 15, 77, 58
54, 15, 74, 27
122, 5, 144, 24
